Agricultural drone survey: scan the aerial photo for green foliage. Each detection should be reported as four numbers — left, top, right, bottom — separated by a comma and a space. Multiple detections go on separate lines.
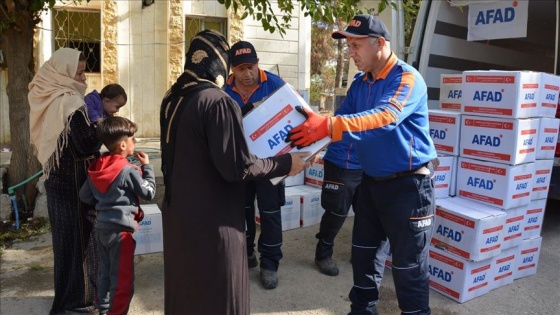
218, 0, 397, 36
0, 1, 87, 33
0, 217, 50, 254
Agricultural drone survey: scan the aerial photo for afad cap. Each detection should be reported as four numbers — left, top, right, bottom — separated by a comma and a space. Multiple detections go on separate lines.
332, 14, 391, 41
230, 41, 259, 67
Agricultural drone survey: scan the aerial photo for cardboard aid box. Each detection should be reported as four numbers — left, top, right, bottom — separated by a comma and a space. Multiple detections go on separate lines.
134, 204, 163, 255
304, 151, 325, 188
535, 118, 560, 160
284, 171, 304, 187
434, 155, 455, 199
462, 70, 540, 119
531, 159, 554, 200
457, 157, 534, 209
521, 198, 547, 239
255, 193, 300, 231
432, 197, 506, 262
489, 246, 517, 291
428, 109, 461, 155
242, 84, 331, 185
538, 73, 560, 117
450, 156, 458, 196
428, 246, 492, 303
460, 115, 538, 165
439, 74, 463, 111
286, 185, 325, 227
514, 236, 542, 279
500, 206, 525, 250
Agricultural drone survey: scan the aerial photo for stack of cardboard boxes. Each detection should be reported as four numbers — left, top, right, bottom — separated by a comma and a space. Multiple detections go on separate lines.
426, 71, 560, 303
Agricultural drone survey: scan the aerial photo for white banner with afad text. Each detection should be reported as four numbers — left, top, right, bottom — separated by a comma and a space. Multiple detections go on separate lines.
467, 0, 528, 41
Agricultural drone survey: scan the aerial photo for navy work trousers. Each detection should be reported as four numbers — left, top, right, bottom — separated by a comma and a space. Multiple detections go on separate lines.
349, 173, 435, 315
245, 179, 285, 271
315, 160, 363, 260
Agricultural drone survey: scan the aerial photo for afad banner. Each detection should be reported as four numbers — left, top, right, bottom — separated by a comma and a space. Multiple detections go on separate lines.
467, 0, 529, 41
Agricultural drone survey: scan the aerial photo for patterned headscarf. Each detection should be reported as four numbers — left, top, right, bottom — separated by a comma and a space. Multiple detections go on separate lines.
160, 29, 230, 194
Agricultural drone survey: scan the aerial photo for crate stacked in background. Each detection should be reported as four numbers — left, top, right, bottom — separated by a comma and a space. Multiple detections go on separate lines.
426, 70, 560, 303
255, 150, 329, 231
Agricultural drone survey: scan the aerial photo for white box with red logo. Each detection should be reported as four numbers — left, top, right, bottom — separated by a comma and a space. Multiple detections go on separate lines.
286, 185, 325, 227
434, 155, 455, 199
304, 151, 325, 188
439, 74, 463, 111
450, 156, 458, 196
521, 198, 547, 239
500, 206, 525, 250
432, 197, 506, 262
428, 246, 492, 303
535, 118, 560, 160
457, 157, 534, 209
514, 236, 542, 279
531, 159, 554, 200
255, 193, 300, 231
429, 110, 461, 156
538, 73, 560, 117
385, 249, 393, 269
134, 204, 163, 255
284, 171, 304, 187
242, 84, 331, 184
462, 70, 540, 119
460, 115, 538, 165
489, 246, 517, 291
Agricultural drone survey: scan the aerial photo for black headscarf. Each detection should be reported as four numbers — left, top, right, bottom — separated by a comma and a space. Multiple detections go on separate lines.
160, 29, 230, 196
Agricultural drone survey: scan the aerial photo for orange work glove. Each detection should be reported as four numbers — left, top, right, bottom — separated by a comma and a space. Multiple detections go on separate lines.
286, 106, 331, 148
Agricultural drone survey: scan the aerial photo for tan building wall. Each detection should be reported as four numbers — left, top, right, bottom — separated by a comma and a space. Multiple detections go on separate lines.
0, 0, 312, 143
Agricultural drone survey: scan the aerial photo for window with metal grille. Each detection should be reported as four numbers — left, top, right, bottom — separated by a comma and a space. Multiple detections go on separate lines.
184, 16, 227, 53
52, 8, 101, 73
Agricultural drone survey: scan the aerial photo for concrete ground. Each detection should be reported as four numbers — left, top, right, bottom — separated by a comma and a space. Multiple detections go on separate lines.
1, 199, 559, 314
1, 142, 560, 314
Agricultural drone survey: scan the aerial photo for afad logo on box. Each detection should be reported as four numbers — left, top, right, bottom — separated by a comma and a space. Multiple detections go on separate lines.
429, 265, 452, 282
430, 128, 446, 139
499, 263, 512, 273
268, 124, 294, 150
434, 174, 446, 182
473, 274, 486, 284
544, 93, 557, 102
448, 90, 462, 99
473, 90, 502, 102
472, 134, 501, 146
139, 219, 152, 226
474, 4, 516, 25
516, 181, 528, 190
467, 176, 495, 190
436, 224, 462, 242
307, 168, 323, 178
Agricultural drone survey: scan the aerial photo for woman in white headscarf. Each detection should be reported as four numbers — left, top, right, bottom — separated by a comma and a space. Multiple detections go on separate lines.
29, 47, 101, 315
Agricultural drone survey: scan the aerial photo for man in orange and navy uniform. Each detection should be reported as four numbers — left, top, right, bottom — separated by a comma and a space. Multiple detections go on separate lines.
286, 15, 437, 315
224, 41, 286, 290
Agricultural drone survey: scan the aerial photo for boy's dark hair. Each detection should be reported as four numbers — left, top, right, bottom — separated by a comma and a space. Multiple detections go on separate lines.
96, 116, 138, 152
100, 84, 128, 102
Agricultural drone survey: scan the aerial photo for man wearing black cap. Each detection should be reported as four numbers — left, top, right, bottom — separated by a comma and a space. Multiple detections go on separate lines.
286, 14, 436, 315
224, 41, 287, 290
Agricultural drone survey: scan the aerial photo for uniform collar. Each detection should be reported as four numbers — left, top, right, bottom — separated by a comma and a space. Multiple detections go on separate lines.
363, 52, 398, 82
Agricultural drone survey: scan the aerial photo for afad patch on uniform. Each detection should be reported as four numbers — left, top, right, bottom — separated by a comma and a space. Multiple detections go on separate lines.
411, 217, 432, 230
388, 98, 403, 112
